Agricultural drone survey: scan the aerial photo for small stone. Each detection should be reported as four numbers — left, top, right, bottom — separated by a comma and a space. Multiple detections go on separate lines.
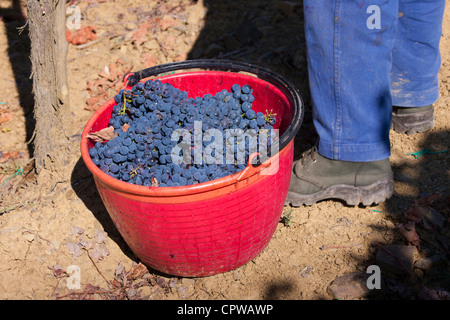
177, 286, 186, 296
181, 278, 195, 286
335, 258, 344, 266
200, 278, 214, 293
125, 23, 138, 31
291, 211, 309, 225
168, 278, 177, 288
120, 45, 128, 54
71, 226, 85, 235
414, 255, 443, 271
327, 272, 370, 300
144, 40, 160, 50
300, 266, 313, 278
159, 15, 178, 31
156, 276, 166, 287
178, 281, 195, 298
65, 189, 76, 200
376, 244, 417, 275
22, 232, 35, 243
421, 207, 446, 230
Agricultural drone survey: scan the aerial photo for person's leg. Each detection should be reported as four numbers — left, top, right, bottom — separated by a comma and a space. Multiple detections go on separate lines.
286, 0, 397, 206
303, 0, 399, 162
391, 0, 446, 134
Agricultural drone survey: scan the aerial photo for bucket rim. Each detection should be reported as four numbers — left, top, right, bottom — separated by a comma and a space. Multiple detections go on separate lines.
126, 59, 304, 153
80, 59, 303, 196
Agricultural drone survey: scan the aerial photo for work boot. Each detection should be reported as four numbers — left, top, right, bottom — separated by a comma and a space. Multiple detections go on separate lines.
391, 105, 434, 135
285, 147, 394, 207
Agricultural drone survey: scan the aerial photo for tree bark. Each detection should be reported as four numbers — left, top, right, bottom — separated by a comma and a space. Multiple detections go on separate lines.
26, 0, 70, 179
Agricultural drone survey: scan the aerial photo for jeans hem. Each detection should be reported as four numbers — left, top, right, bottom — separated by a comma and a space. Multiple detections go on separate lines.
317, 139, 390, 162
391, 87, 439, 107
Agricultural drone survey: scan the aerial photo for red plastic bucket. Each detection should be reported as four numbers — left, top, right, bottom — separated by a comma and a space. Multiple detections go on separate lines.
80, 60, 303, 277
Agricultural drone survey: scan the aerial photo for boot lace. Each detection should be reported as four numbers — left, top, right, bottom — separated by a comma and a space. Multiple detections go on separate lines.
300, 146, 317, 166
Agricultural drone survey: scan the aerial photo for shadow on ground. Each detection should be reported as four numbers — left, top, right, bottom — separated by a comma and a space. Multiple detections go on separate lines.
377, 129, 450, 299
0, 0, 35, 156
70, 156, 137, 262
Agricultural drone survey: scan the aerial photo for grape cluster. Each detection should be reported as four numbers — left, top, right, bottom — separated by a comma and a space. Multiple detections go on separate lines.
88, 79, 277, 187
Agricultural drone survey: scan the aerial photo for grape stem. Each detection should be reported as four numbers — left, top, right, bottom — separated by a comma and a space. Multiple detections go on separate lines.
264, 109, 277, 122
130, 165, 142, 178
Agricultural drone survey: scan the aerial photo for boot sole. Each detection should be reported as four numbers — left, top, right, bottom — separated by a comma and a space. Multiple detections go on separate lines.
391, 109, 434, 135
284, 174, 394, 207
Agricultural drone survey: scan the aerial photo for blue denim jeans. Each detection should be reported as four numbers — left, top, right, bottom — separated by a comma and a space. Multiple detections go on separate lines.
303, 0, 446, 161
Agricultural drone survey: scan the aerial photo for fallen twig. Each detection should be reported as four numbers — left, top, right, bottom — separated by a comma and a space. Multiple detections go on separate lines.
51, 276, 68, 297
0, 200, 35, 215
84, 248, 113, 288
320, 244, 361, 250
74, 36, 103, 50
0, 203, 25, 215
56, 288, 113, 300
75, 31, 125, 50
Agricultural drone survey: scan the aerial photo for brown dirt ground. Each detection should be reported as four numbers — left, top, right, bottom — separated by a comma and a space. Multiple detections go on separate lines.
0, 0, 449, 300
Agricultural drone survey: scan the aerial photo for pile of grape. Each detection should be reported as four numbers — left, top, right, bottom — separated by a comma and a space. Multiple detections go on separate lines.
88, 79, 277, 187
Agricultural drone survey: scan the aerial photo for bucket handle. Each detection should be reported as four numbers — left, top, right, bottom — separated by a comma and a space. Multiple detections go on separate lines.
236, 152, 271, 182
122, 73, 134, 89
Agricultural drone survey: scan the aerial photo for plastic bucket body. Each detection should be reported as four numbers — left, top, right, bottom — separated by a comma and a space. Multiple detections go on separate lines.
80, 60, 303, 277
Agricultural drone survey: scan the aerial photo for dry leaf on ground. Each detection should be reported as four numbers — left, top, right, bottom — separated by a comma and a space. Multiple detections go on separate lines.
0, 104, 12, 125
397, 221, 421, 249
66, 26, 98, 45
0, 151, 29, 163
